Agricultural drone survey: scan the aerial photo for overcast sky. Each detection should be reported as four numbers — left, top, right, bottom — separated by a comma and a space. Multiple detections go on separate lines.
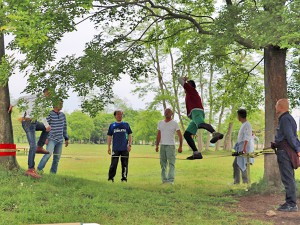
7, 18, 149, 113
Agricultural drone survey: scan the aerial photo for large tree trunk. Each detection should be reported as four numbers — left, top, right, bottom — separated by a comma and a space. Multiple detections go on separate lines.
0, 33, 19, 169
263, 45, 286, 187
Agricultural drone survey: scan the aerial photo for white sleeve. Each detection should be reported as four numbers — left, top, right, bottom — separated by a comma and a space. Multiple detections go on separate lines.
178, 77, 185, 87
243, 123, 252, 142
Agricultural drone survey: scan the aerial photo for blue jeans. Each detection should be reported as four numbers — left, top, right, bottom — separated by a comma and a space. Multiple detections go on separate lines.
22, 120, 48, 169
37, 139, 63, 174
277, 149, 297, 206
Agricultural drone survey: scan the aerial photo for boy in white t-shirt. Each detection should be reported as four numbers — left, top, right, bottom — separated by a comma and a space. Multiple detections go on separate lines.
155, 108, 183, 184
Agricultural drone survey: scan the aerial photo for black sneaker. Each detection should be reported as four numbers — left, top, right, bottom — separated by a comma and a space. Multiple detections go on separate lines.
186, 152, 203, 160
121, 178, 127, 182
210, 132, 224, 143
277, 203, 298, 212
108, 178, 114, 183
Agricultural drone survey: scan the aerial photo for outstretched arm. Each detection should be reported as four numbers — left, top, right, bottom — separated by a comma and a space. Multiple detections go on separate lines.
178, 77, 187, 87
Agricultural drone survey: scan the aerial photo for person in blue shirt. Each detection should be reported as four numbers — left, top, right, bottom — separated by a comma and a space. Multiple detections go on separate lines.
107, 110, 132, 182
273, 99, 300, 212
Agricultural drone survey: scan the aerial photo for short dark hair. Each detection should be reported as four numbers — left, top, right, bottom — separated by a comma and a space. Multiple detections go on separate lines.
114, 110, 123, 116
43, 88, 49, 93
187, 80, 196, 88
237, 109, 247, 118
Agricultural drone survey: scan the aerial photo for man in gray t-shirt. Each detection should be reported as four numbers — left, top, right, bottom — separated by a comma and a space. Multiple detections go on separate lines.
155, 108, 183, 184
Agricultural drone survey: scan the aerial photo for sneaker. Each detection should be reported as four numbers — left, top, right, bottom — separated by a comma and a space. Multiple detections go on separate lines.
277, 203, 298, 212
25, 168, 41, 179
186, 151, 203, 160
210, 132, 224, 143
108, 178, 114, 183
36, 146, 49, 154
121, 178, 127, 182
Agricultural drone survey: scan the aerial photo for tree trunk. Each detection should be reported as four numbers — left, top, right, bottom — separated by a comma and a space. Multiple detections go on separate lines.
205, 63, 213, 150
170, 50, 185, 131
0, 33, 19, 169
215, 104, 225, 151
263, 45, 286, 187
223, 121, 234, 150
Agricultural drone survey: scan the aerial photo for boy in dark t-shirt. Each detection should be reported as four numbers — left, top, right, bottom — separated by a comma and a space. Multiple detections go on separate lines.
107, 110, 132, 182
178, 77, 223, 160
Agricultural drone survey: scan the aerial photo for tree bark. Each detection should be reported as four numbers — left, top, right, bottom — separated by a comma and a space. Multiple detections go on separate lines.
0, 33, 19, 169
263, 45, 286, 187
223, 121, 234, 151
215, 104, 225, 151
205, 64, 214, 150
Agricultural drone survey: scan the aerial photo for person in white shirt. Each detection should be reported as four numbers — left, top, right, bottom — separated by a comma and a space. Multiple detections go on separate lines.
233, 108, 253, 184
155, 108, 183, 184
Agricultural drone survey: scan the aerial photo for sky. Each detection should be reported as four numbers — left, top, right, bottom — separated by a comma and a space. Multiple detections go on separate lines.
8, 18, 149, 113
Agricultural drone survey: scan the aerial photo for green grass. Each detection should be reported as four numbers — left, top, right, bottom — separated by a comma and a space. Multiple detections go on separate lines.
1, 144, 292, 225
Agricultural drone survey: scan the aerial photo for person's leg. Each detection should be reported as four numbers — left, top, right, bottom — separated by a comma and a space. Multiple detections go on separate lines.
22, 121, 37, 169
120, 150, 129, 181
166, 145, 176, 183
241, 168, 248, 184
233, 157, 240, 184
160, 145, 168, 183
184, 122, 203, 160
108, 151, 121, 181
37, 139, 55, 171
277, 150, 297, 209
35, 121, 49, 148
50, 141, 63, 174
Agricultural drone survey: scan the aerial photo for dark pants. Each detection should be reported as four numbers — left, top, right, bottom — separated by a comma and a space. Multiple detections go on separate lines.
233, 157, 248, 184
22, 120, 48, 169
108, 150, 129, 180
277, 149, 297, 206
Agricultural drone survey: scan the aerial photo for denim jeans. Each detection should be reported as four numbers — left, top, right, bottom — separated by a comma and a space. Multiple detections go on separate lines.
22, 120, 48, 169
277, 149, 297, 206
37, 139, 63, 174
160, 145, 176, 183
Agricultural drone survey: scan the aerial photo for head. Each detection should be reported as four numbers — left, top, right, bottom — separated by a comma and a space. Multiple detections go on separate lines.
187, 80, 196, 88
53, 101, 63, 111
164, 108, 173, 119
114, 110, 123, 122
43, 88, 50, 97
275, 98, 289, 116
237, 108, 247, 122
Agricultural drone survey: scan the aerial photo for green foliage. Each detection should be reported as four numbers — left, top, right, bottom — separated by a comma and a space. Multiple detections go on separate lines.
133, 110, 162, 143
0, 55, 15, 86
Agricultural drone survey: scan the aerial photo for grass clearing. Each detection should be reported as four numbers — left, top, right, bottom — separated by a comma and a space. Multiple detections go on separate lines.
1, 144, 297, 225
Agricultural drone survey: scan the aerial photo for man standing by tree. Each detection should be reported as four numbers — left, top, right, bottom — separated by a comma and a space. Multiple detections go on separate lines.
107, 110, 132, 182
233, 109, 253, 184
155, 108, 183, 184
178, 77, 223, 160
272, 99, 300, 212
8, 88, 50, 178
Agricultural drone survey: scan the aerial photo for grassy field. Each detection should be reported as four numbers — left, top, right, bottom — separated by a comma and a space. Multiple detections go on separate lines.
1, 144, 298, 225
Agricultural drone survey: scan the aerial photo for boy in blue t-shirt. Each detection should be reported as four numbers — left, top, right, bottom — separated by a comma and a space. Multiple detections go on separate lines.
107, 110, 132, 182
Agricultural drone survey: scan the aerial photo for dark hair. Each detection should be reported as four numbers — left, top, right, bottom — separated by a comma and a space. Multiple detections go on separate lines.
187, 80, 196, 88
43, 88, 49, 93
237, 109, 247, 118
114, 110, 123, 116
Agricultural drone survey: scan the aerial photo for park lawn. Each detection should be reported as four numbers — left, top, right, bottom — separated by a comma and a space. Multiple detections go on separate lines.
1, 144, 296, 225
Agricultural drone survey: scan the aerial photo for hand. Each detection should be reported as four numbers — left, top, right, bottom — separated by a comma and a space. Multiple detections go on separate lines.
8, 104, 13, 113
242, 148, 247, 154
297, 152, 300, 157
108, 147, 111, 155
155, 146, 159, 152
271, 142, 276, 150
46, 126, 51, 132
127, 145, 132, 152
45, 138, 49, 145
65, 140, 69, 147
178, 147, 182, 153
